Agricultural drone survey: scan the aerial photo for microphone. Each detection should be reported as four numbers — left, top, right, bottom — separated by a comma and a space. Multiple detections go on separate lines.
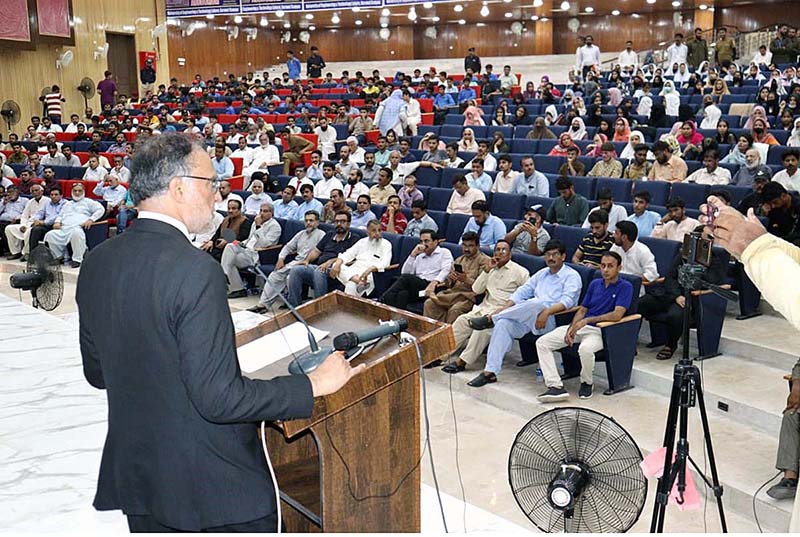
249, 265, 332, 376
333, 319, 408, 351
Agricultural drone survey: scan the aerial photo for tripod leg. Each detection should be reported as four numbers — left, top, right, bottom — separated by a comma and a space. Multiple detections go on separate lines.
694, 376, 728, 532
650, 368, 684, 533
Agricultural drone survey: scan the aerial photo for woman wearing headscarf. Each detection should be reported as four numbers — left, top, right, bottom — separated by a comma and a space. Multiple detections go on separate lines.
721, 133, 753, 165
659, 80, 680, 116
585, 133, 608, 158
607, 87, 623, 108
789, 118, 800, 147
560, 88, 575, 105
677, 120, 704, 145
700, 101, 722, 129
752, 117, 779, 145
743, 105, 769, 130
613, 117, 631, 142
620, 131, 654, 160
710, 78, 730, 97
373, 89, 407, 136
463, 105, 485, 126
523, 81, 537, 101
510, 105, 532, 126
457, 127, 479, 152
492, 107, 509, 126
544, 105, 560, 126
596, 119, 612, 139
527, 117, 557, 140
567, 117, 588, 141
764, 91, 781, 117
548, 132, 579, 157
637, 95, 653, 118
586, 104, 603, 127
649, 103, 670, 128
573, 95, 587, 116
715, 119, 736, 144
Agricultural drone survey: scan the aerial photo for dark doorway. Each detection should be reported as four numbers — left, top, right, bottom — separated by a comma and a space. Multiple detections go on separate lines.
106, 33, 138, 100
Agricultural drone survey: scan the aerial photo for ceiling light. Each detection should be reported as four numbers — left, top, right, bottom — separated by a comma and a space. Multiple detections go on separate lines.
355, 19, 362, 25
533, 0, 544, 6
283, 22, 290, 28
585, 6, 594, 12
454, 4, 463, 12
331, 13, 340, 23
480, 5, 490, 16
259, 17, 268, 26
305, 13, 313, 19
560, 1, 570, 10
381, 21, 388, 27
275, 10, 284, 17
540, 16, 548, 21
611, 9, 620, 15
531, 15, 539, 20
672, 0, 680, 5
432, 16, 440, 21
381, 8, 390, 16
309, 25, 315, 31
631, 12, 640, 17
423, 1, 433, 7
458, 19, 466, 25
504, 12, 513, 17
646, 0, 656, 3
408, 8, 417, 20
233, 15, 242, 23
351, 7, 360, 12
698, 3, 708, 8
205, 14, 214, 20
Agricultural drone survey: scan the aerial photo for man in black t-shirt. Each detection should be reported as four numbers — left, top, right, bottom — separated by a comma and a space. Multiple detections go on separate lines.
287, 210, 359, 305
760, 181, 800, 246
306, 46, 326, 78
736, 170, 770, 216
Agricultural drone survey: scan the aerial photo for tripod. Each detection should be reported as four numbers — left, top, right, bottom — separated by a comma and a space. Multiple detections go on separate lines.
650, 262, 736, 533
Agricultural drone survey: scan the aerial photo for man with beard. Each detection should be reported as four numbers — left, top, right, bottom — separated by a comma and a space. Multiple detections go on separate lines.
330, 219, 393, 297
222, 202, 282, 299
43, 183, 104, 268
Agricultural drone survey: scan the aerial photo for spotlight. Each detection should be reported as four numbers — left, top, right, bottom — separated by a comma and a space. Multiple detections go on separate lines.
233, 15, 242, 23
458, 19, 466, 25
381, 8, 390, 16
275, 10, 284, 17
480, 5, 490, 16
454, 4, 463, 12
585, 6, 594, 12
611, 9, 620, 15
355, 19, 362, 25
259, 17, 268, 26
331, 13, 340, 23
560, 1, 570, 10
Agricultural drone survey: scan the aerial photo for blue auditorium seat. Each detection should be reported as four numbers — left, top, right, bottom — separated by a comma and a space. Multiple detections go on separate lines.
595, 177, 633, 202
490, 192, 526, 220
552, 225, 586, 260
632, 181, 671, 207
670, 182, 709, 210
445, 213, 472, 243
414, 166, 441, 188
427, 188, 453, 211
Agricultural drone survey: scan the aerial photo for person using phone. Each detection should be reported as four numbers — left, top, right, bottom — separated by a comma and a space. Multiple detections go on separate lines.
380, 229, 452, 310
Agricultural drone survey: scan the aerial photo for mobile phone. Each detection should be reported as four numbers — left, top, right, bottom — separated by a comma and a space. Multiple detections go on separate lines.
454, 263, 463, 273
706, 202, 720, 227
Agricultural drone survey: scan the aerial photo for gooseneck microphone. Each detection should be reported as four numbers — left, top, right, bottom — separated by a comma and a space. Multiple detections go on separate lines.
333, 319, 408, 351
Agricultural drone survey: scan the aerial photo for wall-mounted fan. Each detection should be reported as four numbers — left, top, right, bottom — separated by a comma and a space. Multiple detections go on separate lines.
77, 77, 96, 109
244, 28, 257, 42
56, 49, 74, 69
1, 100, 21, 131
93, 42, 109, 61
509, 407, 647, 533
227, 26, 239, 40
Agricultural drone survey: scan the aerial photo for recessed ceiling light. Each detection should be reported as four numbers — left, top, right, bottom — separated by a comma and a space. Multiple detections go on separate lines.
309, 25, 315, 31
671, 0, 680, 5
531, 15, 539, 20
305, 13, 313, 19
351, 7, 359, 12
432, 16, 440, 22
381, 8, 390, 16
423, 1, 433, 7
331, 14, 340, 23
560, 1, 570, 10
381, 22, 388, 27
477, 22, 486, 26
205, 14, 214, 20
540, 16, 548, 21
480, 5, 490, 16
458, 19, 466, 24
355, 19, 362, 25
275, 10, 284, 17
533, 0, 544, 6
698, 3, 708, 8
283, 22, 290, 28
233, 15, 242, 23
611, 9, 620, 15
646, 0, 656, 4
454, 4, 463, 12
585, 6, 594, 12
504, 12, 513, 17
259, 17, 268, 26
631, 12, 640, 17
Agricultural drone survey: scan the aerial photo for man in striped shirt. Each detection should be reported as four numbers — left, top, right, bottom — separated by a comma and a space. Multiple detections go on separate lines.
43, 86, 65, 123
572, 209, 614, 268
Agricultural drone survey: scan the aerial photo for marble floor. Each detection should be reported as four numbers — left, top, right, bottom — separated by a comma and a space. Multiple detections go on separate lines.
0, 258, 790, 533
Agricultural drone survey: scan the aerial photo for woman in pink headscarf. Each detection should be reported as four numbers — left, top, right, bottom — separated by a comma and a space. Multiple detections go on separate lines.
585, 133, 608, 157
463, 105, 485, 126
607, 87, 623, 107
612, 117, 631, 142
548, 132, 579, 157
743, 105, 769, 130
676, 120, 704, 145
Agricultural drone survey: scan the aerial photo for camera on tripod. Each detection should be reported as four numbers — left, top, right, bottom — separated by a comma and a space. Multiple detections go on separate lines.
681, 230, 713, 268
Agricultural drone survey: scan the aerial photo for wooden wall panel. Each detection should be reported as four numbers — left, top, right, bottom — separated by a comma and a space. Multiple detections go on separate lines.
0, 0, 169, 137
412, 22, 537, 60
714, 2, 798, 33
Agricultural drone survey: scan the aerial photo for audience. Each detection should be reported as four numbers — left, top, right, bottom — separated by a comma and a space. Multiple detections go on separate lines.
547, 176, 589, 225
202, 199, 252, 261
368, 167, 397, 205
583, 188, 627, 232
331, 219, 392, 296
222, 202, 281, 298
447, 174, 486, 215
651, 197, 700, 241
351, 194, 376, 229
43, 183, 104, 268
610, 221, 659, 295
462, 200, 507, 249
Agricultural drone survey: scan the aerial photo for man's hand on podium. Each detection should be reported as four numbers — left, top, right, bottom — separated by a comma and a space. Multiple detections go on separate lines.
308, 351, 366, 397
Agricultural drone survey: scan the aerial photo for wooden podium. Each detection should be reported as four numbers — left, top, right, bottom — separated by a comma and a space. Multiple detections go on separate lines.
236, 291, 455, 533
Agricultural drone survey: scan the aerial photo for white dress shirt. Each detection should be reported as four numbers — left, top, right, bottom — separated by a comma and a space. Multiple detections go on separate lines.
231, 147, 254, 168
83, 166, 108, 181
139, 210, 191, 241
686, 166, 731, 186
582, 204, 628, 233
576, 44, 602, 70
610, 241, 659, 296
618, 49, 638, 70
313, 176, 344, 199
314, 126, 338, 159
774, 169, 800, 192
401, 246, 454, 283
243, 192, 270, 216
665, 43, 688, 67
108, 166, 131, 183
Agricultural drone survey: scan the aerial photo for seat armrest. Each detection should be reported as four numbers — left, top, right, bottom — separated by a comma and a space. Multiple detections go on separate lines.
597, 314, 642, 328
691, 284, 731, 296
256, 244, 283, 252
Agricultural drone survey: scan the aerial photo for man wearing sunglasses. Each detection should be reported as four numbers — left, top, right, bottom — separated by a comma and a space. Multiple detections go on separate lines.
76, 133, 363, 532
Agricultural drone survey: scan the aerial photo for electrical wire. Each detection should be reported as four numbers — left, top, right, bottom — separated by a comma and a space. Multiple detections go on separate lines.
448, 362, 468, 532
753, 471, 781, 533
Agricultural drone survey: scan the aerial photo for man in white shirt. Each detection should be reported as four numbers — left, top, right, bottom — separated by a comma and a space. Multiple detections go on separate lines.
222, 201, 282, 298
582, 189, 628, 232
576, 35, 601, 78
314, 116, 338, 160
751, 45, 773, 67
93, 174, 128, 218
214, 181, 244, 212
225, 125, 243, 145
343, 168, 369, 202
498, 65, 517, 90
651, 197, 699, 241
4, 184, 46, 260
306, 150, 325, 181
686, 149, 731, 185
231, 137, 254, 168
243, 133, 281, 184
447, 174, 486, 215
242, 179, 270, 217
610, 221, 658, 296
331, 219, 393, 297
61, 146, 82, 167
40, 143, 67, 167
345, 136, 366, 164
64, 114, 86, 134
83, 156, 109, 182
491, 155, 519, 193
36, 117, 62, 134
618, 41, 638, 74
665, 33, 688, 68
108, 156, 131, 184
773, 150, 800, 192
386, 150, 442, 185
466, 141, 497, 172
313, 162, 344, 199
401, 89, 422, 136
43, 183, 105, 268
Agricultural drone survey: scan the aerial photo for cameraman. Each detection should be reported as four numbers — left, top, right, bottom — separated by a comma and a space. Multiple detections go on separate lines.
706, 195, 800, 510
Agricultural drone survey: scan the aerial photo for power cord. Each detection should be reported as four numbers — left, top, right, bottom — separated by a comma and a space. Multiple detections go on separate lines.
752, 471, 781, 533
448, 361, 468, 532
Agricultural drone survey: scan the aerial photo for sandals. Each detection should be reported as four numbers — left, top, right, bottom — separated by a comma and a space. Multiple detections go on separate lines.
656, 346, 676, 361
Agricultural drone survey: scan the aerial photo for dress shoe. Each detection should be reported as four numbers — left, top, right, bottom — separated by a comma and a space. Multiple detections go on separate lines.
20, 255, 27, 262
70, 261, 81, 269
6, 253, 22, 260
467, 372, 497, 387
423, 359, 442, 369
227, 290, 247, 299
442, 362, 466, 374
247, 304, 268, 314
515, 359, 537, 367
467, 315, 493, 331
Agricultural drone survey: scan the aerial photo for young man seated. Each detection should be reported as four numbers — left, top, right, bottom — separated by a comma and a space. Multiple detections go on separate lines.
535, 251, 632, 401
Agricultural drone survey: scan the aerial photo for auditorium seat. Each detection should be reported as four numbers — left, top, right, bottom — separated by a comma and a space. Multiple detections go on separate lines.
427, 188, 453, 212
595, 177, 633, 203
551, 225, 586, 260
670, 182, 709, 209
490, 192, 525, 220
632, 181, 671, 207
445, 213, 472, 244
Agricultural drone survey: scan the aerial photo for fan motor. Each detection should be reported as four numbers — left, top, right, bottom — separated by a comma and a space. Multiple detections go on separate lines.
547, 461, 590, 511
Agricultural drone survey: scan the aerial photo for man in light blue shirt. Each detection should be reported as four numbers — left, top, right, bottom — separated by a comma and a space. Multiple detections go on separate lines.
273, 185, 299, 220
306, 150, 324, 181
625, 191, 662, 238
286, 51, 301, 81
211, 146, 234, 180
461, 200, 507, 249
465, 239, 582, 387
351, 194, 376, 229
293, 184, 323, 221
467, 159, 493, 192
513, 156, 550, 197
457, 85, 476, 104
405, 199, 438, 238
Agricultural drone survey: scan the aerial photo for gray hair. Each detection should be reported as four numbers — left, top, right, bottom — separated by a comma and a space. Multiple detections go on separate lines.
260, 201, 274, 212
129, 132, 202, 205
367, 219, 381, 228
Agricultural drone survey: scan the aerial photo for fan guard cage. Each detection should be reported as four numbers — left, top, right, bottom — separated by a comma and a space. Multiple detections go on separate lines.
508, 407, 647, 533
27, 245, 63, 311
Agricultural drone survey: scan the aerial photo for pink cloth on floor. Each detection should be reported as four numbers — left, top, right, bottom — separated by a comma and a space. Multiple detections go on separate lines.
640, 447, 702, 511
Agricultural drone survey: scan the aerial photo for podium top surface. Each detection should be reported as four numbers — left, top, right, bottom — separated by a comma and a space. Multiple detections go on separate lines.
236, 292, 455, 437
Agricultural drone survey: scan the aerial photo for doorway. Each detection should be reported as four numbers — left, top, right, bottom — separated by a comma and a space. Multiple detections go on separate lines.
106, 33, 138, 100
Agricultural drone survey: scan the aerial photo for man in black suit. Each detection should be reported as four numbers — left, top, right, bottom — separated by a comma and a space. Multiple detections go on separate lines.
76, 133, 364, 532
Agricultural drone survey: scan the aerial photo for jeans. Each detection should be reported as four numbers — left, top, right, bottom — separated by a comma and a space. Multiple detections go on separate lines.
117, 208, 137, 233
288, 264, 331, 306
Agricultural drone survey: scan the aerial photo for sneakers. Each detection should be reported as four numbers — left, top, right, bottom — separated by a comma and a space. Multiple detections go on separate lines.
537, 386, 569, 402
578, 383, 593, 399
767, 478, 798, 500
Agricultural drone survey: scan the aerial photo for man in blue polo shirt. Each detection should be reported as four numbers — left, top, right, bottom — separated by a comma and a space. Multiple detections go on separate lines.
536, 251, 632, 401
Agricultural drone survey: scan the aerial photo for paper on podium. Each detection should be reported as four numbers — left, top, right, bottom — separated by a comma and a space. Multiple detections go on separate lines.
237, 321, 330, 374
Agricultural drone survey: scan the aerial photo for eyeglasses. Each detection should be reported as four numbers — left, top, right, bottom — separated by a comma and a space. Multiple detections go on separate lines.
180, 174, 222, 192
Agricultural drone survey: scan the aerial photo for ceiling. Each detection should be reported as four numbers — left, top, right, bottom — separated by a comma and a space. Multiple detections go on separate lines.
170, 0, 779, 30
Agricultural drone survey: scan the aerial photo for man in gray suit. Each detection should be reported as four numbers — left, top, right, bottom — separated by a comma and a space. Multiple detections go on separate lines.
76, 133, 364, 532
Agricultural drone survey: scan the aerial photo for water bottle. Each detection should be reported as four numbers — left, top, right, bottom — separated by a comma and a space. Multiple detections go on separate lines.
535, 368, 543, 383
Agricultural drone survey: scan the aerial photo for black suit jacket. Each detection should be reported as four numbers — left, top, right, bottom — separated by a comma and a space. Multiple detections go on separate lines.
76, 217, 314, 530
